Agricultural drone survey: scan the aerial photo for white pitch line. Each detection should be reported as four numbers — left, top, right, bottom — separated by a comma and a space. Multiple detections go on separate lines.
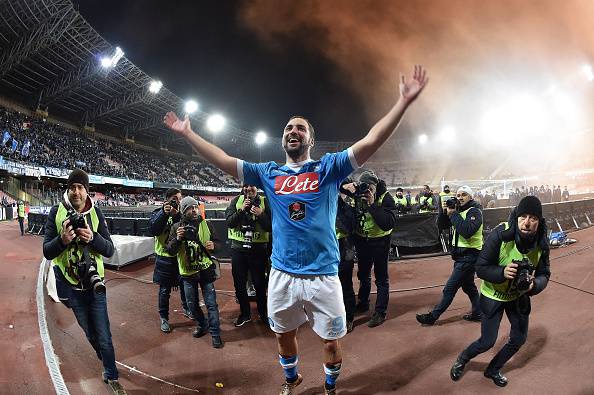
116, 361, 201, 392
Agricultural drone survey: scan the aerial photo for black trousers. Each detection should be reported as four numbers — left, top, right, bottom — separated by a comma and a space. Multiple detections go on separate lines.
231, 247, 268, 319
354, 234, 391, 315
460, 295, 529, 372
18, 217, 24, 235
337, 237, 356, 322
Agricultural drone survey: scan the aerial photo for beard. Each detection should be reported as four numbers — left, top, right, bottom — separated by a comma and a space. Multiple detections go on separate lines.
283, 139, 308, 160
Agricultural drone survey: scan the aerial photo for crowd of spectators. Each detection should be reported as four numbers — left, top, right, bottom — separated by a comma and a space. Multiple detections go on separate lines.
0, 106, 239, 188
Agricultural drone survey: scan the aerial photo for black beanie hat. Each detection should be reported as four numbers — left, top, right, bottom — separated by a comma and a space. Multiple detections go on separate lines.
358, 171, 379, 186
516, 195, 542, 218
67, 168, 89, 191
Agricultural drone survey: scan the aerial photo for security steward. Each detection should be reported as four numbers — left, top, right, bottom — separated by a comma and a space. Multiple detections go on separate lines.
394, 187, 411, 214
416, 186, 482, 325
42, 169, 126, 394
167, 196, 224, 348
418, 184, 436, 213
17, 200, 26, 236
226, 184, 271, 327
345, 171, 397, 328
336, 179, 357, 333
148, 188, 189, 333
450, 196, 550, 387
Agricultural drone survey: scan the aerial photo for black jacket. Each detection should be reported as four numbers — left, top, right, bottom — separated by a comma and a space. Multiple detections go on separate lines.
475, 208, 550, 297
43, 198, 114, 261
148, 206, 182, 238
225, 194, 272, 251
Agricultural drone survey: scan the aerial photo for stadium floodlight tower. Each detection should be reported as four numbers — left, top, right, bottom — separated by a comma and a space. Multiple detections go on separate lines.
255, 131, 267, 161
418, 133, 428, 144
149, 80, 163, 94
100, 46, 125, 69
184, 100, 199, 114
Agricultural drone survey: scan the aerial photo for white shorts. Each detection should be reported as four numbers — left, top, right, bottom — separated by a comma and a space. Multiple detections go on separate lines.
267, 268, 347, 340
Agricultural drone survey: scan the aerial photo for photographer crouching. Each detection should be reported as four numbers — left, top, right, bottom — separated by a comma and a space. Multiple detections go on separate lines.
148, 188, 190, 333
166, 196, 224, 348
343, 171, 396, 328
450, 196, 550, 386
416, 186, 482, 325
42, 169, 126, 394
226, 184, 271, 327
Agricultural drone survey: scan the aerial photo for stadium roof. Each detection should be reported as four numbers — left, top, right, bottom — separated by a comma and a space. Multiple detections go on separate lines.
0, 0, 407, 161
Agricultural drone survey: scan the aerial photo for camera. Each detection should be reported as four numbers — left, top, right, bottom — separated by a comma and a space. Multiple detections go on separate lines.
77, 260, 105, 293
243, 193, 261, 211
67, 210, 86, 231
445, 197, 459, 210
183, 222, 197, 241
167, 199, 179, 211
354, 182, 370, 197
512, 258, 534, 292
241, 224, 255, 249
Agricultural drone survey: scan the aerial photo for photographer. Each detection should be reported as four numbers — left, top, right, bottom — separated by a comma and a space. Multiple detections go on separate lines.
148, 188, 189, 333
17, 200, 26, 236
450, 196, 550, 387
225, 184, 271, 327
416, 186, 482, 326
394, 187, 411, 214
418, 185, 437, 213
438, 185, 455, 212
346, 171, 397, 328
336, 180, 357, 333
42, 169, 125, 394
166, 196, 224, 348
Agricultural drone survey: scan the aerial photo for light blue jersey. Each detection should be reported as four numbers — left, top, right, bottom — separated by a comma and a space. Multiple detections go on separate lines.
239, 149, 357, 275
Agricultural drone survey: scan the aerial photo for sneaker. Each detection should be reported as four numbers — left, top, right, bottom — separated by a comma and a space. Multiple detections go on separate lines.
450, 358, 466, 381
103, 377, 127, 395
233, 315, 252, 327
183, 308, 194, 320
367, 312, 386, 328
346, 320, 354, 333
160, 318, 171, 333
279, 374, 303, 395
192, 326, 208, 338
212, 335, 224, 348
462, 313, 482, 322
324, 383, 337, 395
416, 312, 437, 326
355, 302, 369, 313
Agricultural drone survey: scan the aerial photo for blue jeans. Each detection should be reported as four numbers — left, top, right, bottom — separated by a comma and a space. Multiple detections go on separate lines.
431, 256, 480, 318
158, 284, 188, 320
69, 289, 118, 380
182, 276, 221, 336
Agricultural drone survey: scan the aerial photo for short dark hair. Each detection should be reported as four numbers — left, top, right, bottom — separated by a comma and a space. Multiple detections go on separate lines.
288, 115, 315, 140
165, 188, 181, 200
396, 187, 403, 192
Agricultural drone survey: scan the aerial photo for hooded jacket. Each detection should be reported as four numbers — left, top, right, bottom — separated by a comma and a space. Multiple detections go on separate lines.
475, 207, 550, 297
363, 179, 397, 232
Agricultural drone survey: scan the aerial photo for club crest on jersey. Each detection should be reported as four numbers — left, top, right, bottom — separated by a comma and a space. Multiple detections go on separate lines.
274, 172, 319, 195
288, 201, 306, 221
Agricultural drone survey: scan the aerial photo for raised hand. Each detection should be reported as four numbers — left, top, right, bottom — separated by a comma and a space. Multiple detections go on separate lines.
399, 64, 428, 104
163, 112, 192, 137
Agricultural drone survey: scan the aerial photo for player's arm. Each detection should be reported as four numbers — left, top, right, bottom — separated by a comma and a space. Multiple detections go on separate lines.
163, 112, 239, 177
351, 65, 428, 166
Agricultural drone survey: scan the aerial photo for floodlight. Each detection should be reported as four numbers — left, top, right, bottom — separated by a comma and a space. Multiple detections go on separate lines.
184, 100, 198, 114
418, 134, 428, 144
100, 56, 111, 68
255, 131, 267, 146
206, 114, 226, 133
149, 80, 163, 94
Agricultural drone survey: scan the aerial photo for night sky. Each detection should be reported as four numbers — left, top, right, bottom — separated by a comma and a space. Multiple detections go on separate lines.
72, 0, 593, 176
73, 0, 370, 142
